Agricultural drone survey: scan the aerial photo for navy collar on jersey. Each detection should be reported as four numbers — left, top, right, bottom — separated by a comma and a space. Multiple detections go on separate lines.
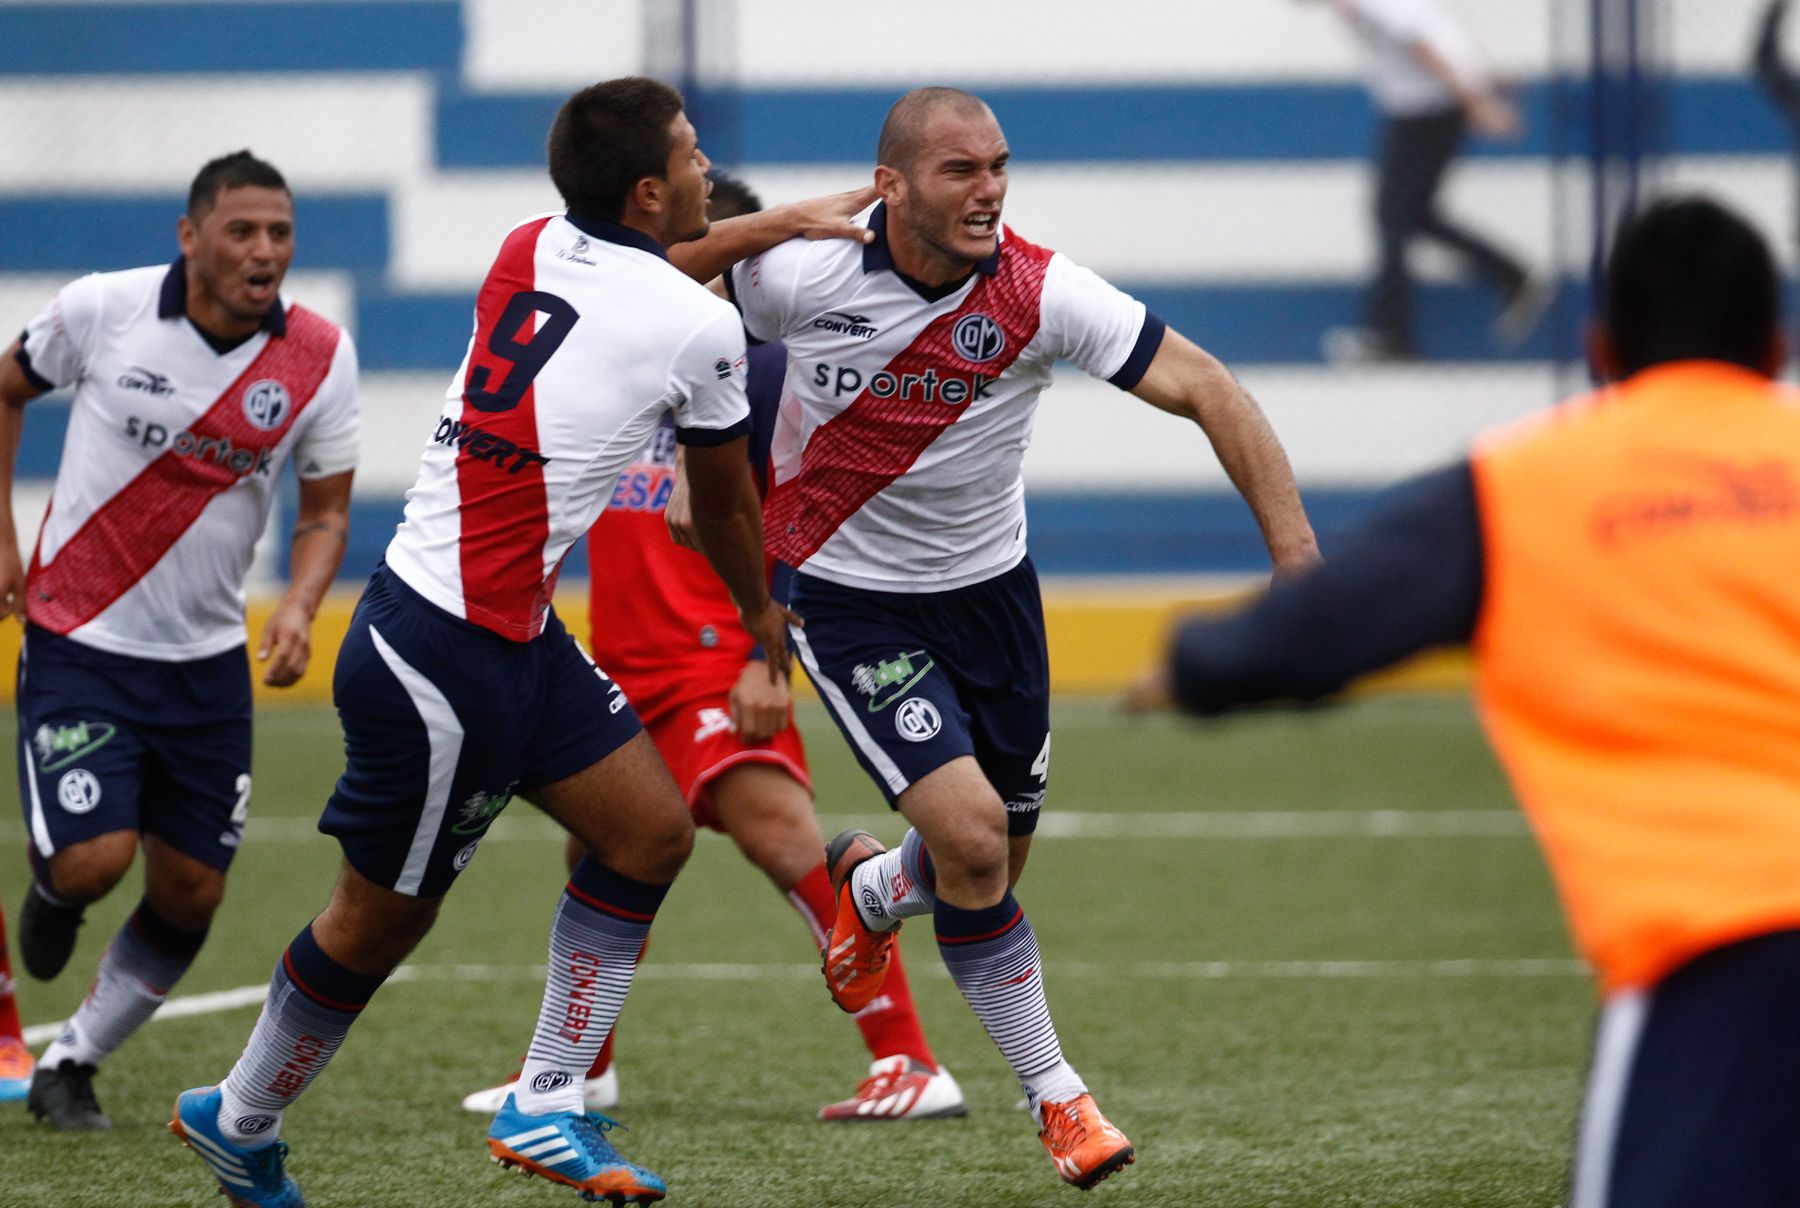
564, 210, 670, 262
157, 257, 288, 339
862, 202, 1001, 303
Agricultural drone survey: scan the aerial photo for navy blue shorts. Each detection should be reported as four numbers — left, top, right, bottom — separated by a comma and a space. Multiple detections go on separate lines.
789, 556, 1051, 836
320, 565, 642, 898
1572, 928, 1800, 1208
16, 625, 253, 873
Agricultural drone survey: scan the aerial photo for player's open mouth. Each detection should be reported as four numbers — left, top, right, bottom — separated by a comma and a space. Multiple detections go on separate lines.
245, 273, 275, 298
963, 213, 997, 237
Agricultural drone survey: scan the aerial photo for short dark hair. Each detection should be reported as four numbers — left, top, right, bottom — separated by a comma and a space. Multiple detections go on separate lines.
877, 87, 990, 174
706, 170, 762, 221
1604, 196, 1780, 377
187, 151, 289, 222
548, 77, 685, 221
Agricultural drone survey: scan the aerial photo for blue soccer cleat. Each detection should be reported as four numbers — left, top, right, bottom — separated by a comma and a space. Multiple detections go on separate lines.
171, 1086, 304, 1208
486, 1092, 666, 1204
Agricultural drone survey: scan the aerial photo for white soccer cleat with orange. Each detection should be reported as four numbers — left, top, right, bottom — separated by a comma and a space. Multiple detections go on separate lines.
817, 1056, 966, 1122
460, 1065, 619, 1115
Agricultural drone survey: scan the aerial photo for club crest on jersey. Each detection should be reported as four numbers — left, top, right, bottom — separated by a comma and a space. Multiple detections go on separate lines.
951, 313, 1005, 363
850, 650, 935, 713
242, 379, 290, 430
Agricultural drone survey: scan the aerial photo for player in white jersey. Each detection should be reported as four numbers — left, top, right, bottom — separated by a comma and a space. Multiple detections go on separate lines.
0, 151, 359, 1132
717, 87, 1320, 1191
171, 79, 872, 1208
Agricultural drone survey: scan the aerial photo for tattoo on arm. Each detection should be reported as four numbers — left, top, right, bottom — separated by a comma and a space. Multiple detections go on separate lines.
292, 521, 348, 542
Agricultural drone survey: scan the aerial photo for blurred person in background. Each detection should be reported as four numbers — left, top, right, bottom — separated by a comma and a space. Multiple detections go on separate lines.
1301, 0, 1545, 362
717, 85, 1318, 1191
1131, 196, 1800, 1208
0, 150, 360, 1131
459, 169, 965, 1125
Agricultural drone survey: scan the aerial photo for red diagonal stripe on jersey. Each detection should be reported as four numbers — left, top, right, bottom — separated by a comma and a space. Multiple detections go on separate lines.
456, 216, 554, 641
26, 306, 341, 634
764, 236, 1053, 569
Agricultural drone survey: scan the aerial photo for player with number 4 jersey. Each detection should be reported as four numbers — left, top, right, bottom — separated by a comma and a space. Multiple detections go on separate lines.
720, 88, 1320, 1190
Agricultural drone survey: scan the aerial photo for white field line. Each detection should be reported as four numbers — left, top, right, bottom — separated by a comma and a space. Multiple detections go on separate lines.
0, 809, 1528, 848
18, 956, 1581, 1046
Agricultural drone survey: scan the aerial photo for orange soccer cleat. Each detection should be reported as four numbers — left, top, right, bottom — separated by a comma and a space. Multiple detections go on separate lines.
1037, 1093, 1135, 1190
820, 829, 898, 1014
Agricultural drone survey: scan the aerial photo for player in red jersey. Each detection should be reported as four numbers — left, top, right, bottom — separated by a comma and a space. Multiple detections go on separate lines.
460, 173, 962, 1123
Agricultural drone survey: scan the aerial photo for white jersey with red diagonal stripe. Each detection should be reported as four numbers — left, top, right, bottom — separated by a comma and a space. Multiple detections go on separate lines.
16, 262, 360, 661
384, 212, 751, 642
728, 203, 1163, 593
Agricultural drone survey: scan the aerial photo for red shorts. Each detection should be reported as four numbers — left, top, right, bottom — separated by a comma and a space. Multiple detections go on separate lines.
624, 673, 810, 832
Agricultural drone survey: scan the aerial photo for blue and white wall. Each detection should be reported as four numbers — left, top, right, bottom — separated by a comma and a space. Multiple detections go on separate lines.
1, 0, 1788, 581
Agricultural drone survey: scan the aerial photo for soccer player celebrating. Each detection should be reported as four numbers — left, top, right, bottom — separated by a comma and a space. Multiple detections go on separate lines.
0, 152, 360, 1130
171, 80, 875, 1208
460, 172, 964, 1125
1134, 196, 1800, 1208
717, 88, 1319, 1189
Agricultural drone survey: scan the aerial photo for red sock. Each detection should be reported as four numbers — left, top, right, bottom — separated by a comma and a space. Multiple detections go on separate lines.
788, 862, 936, 1070
584, 1029, 615, 1079
0, 900, 23, 1041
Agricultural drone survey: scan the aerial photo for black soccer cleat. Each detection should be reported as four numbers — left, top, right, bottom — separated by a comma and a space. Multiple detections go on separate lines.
18, 883, 85, 981
28, 1060, 112, 1131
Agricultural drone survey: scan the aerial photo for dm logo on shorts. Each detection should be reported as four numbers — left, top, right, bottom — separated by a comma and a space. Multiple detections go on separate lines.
242, 379, 291, 431
452, 840, 480, 872
951, 313, 1005, 364
895, 698, 942, 743
530, 1071, 573, 1093
32, 721, 115, 773
850, 651, 935, 713
56, 769, 102, 815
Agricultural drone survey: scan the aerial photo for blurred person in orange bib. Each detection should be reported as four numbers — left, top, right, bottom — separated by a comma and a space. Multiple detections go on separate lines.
1132, 195, 1800, 1208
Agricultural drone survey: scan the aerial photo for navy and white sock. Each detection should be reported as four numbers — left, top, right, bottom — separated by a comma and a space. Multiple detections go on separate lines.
513, 857, 667, 1117
39, 898, 206, 1069
936, 892, 1086, 1113
215, 923, 388, 1144
849, 828, 938, 929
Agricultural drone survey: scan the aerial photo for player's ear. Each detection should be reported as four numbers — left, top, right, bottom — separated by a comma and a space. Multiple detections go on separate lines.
873, 164, 905, 207
633, 174, 666, 216
177, 214, 198, 258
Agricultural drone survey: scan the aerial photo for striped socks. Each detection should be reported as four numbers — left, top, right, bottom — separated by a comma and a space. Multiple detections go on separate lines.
513, 857, 666, 1117
215, 923, 387, 1144
39, 898, 207, 1069
936, 891, 1086, 1110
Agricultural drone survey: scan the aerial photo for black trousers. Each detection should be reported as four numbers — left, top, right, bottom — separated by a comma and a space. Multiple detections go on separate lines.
1572, 928, 1800, 1208
1368, 106, 1525, 350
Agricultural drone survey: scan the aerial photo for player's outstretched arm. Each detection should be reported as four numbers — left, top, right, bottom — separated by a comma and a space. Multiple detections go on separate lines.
0, 340, 49, 621
258, 469, 352, 687
1129, 329, 1320, 575
683, 438, 799, 682
667, 184, 879, 285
